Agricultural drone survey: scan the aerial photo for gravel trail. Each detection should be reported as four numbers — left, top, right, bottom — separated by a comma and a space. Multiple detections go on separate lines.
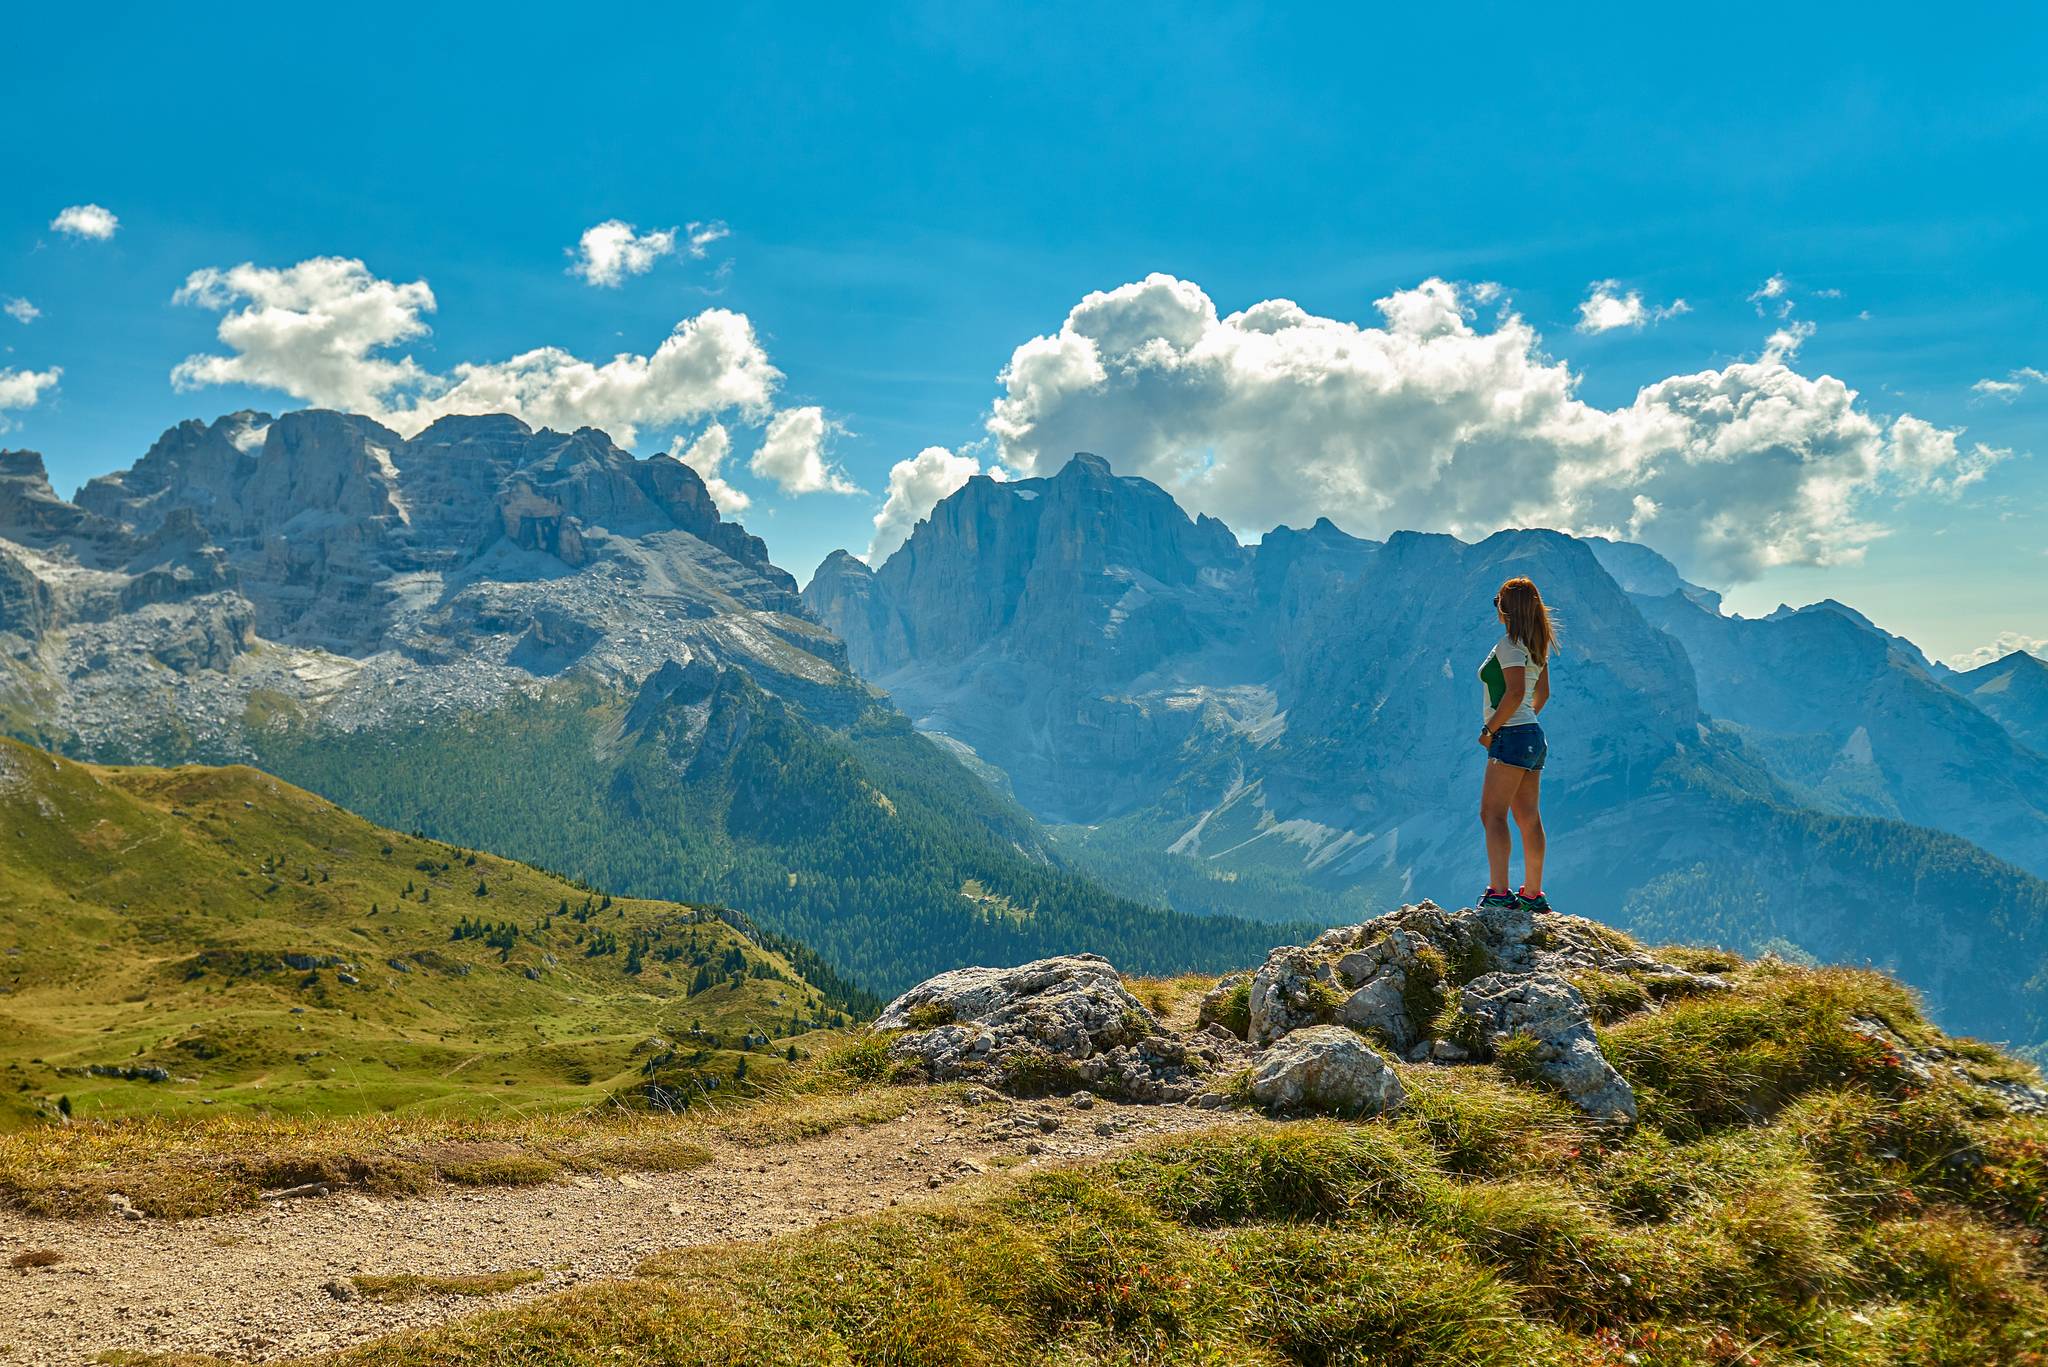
0, 1094, 1246, 1365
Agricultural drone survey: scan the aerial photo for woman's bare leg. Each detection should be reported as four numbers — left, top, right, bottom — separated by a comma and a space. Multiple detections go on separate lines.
1509, 768, 1545, 894
1480, 760, 1523, 890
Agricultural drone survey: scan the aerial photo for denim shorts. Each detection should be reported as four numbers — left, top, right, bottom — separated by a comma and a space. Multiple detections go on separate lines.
1487, 721, 1547, 772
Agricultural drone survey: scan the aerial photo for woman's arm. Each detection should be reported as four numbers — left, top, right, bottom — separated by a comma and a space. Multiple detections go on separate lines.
1532, 668, 1550, 715
1479, 665, 1526, 744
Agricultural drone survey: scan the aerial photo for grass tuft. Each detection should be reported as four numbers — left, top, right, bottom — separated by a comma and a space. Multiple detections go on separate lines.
351, 1268, 545, 1303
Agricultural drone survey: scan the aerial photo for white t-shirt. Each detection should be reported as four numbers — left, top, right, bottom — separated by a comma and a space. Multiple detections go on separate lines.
1479, 635, 1543, 728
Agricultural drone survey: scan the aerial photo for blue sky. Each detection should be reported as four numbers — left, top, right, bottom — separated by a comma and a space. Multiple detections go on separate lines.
3, 2, 2043, 665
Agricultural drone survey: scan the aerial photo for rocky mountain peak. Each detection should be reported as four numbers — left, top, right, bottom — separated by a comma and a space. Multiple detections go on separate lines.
0, 449, 52, 485
1058, 450, 1116, 480
1953, 649, 2048, 755
814, 548, 873, 579
1, 447, 127, 556
4, 408, 848, 756
415, 412, 535, 442
799, 550, 897, 676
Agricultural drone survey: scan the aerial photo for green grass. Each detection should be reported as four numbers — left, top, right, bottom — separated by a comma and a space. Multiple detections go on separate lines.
0, 1030, 939, 1218
0, 1108, 715, 1217
0, 736, 860, 1129
350, 1268, 544, 1303
67, 952, 2048, 1366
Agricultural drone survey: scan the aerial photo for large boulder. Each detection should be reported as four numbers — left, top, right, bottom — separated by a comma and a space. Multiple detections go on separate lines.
876, 954, 1245, 1099
875, 953, 1149, 1051
1247, 944, 1342, 1046
1246, 1026, 1405, 1116
1457, 972, 1638, 1123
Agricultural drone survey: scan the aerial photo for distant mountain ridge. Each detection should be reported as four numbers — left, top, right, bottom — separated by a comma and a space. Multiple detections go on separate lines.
804, 453, 2048, 1049
1951, 649, 2048, 756
0, 409, 850, 756
1618, 578, 2048, 876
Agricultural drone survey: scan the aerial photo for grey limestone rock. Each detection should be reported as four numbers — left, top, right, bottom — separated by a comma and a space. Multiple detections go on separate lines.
876, 953, 1244, 1101
1246, 1025, 1404, 1116
1457, 971, 1638, 1123
872, 897, 1672, 1121
1196, 972, 1251, 1036
1233, 899, 1683, 1120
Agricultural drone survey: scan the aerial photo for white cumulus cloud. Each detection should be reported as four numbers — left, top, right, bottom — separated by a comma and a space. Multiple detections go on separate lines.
50, 204, 119, 240
685, 221, 730, 254
568, 218, 730, 287
1949, 632, 2048, 671
0, 366, 61, 429
172, 258, 437, 416
751, 407, 860, 496
405, 311, 779, 444
985, 273, 2007, 583
570, 221, 674, 287
172, 255, 783, 447
869, 446, 985, 563
4, 298, 37, 325
672, 422, 749, 515
1749, 273, 1791, 316
1972, 367, 2047, 402
1574, 280, 1689, 334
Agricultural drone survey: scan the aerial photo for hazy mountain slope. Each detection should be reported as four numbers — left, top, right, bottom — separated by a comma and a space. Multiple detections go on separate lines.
1952, 650, 2048, 756
0, 735, 871, 1127
1626, 588, 2048, 876
0, 415, 1294, 1000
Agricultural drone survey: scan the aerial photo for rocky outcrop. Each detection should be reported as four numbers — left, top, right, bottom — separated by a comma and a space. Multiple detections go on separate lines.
876, 899, 1717, 1121
1456, 972, 1637, 1122
1246, 1026, 1404, 1116
876, 954, 1250, 1101
1240, 897, 1718, 1051
0, 543, 52, 641
1847, 1014, 2048, 1117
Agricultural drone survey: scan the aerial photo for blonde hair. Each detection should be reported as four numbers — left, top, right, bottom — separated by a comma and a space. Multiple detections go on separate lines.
1496, 577, 1554, 664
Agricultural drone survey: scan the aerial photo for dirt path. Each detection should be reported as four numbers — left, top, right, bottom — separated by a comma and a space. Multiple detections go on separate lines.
0, 1094, 1249, 1365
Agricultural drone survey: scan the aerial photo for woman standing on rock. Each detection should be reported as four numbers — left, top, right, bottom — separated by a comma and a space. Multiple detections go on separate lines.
1477, 576, 1553, 913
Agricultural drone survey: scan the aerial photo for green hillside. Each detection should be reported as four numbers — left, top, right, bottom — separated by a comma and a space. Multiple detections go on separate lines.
0, 736, 874, 1128
248, 669, 1313, 996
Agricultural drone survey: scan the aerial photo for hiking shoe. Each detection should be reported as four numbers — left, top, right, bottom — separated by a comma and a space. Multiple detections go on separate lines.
1516, 889, 1552, 914
1478, 888, 1519, 910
